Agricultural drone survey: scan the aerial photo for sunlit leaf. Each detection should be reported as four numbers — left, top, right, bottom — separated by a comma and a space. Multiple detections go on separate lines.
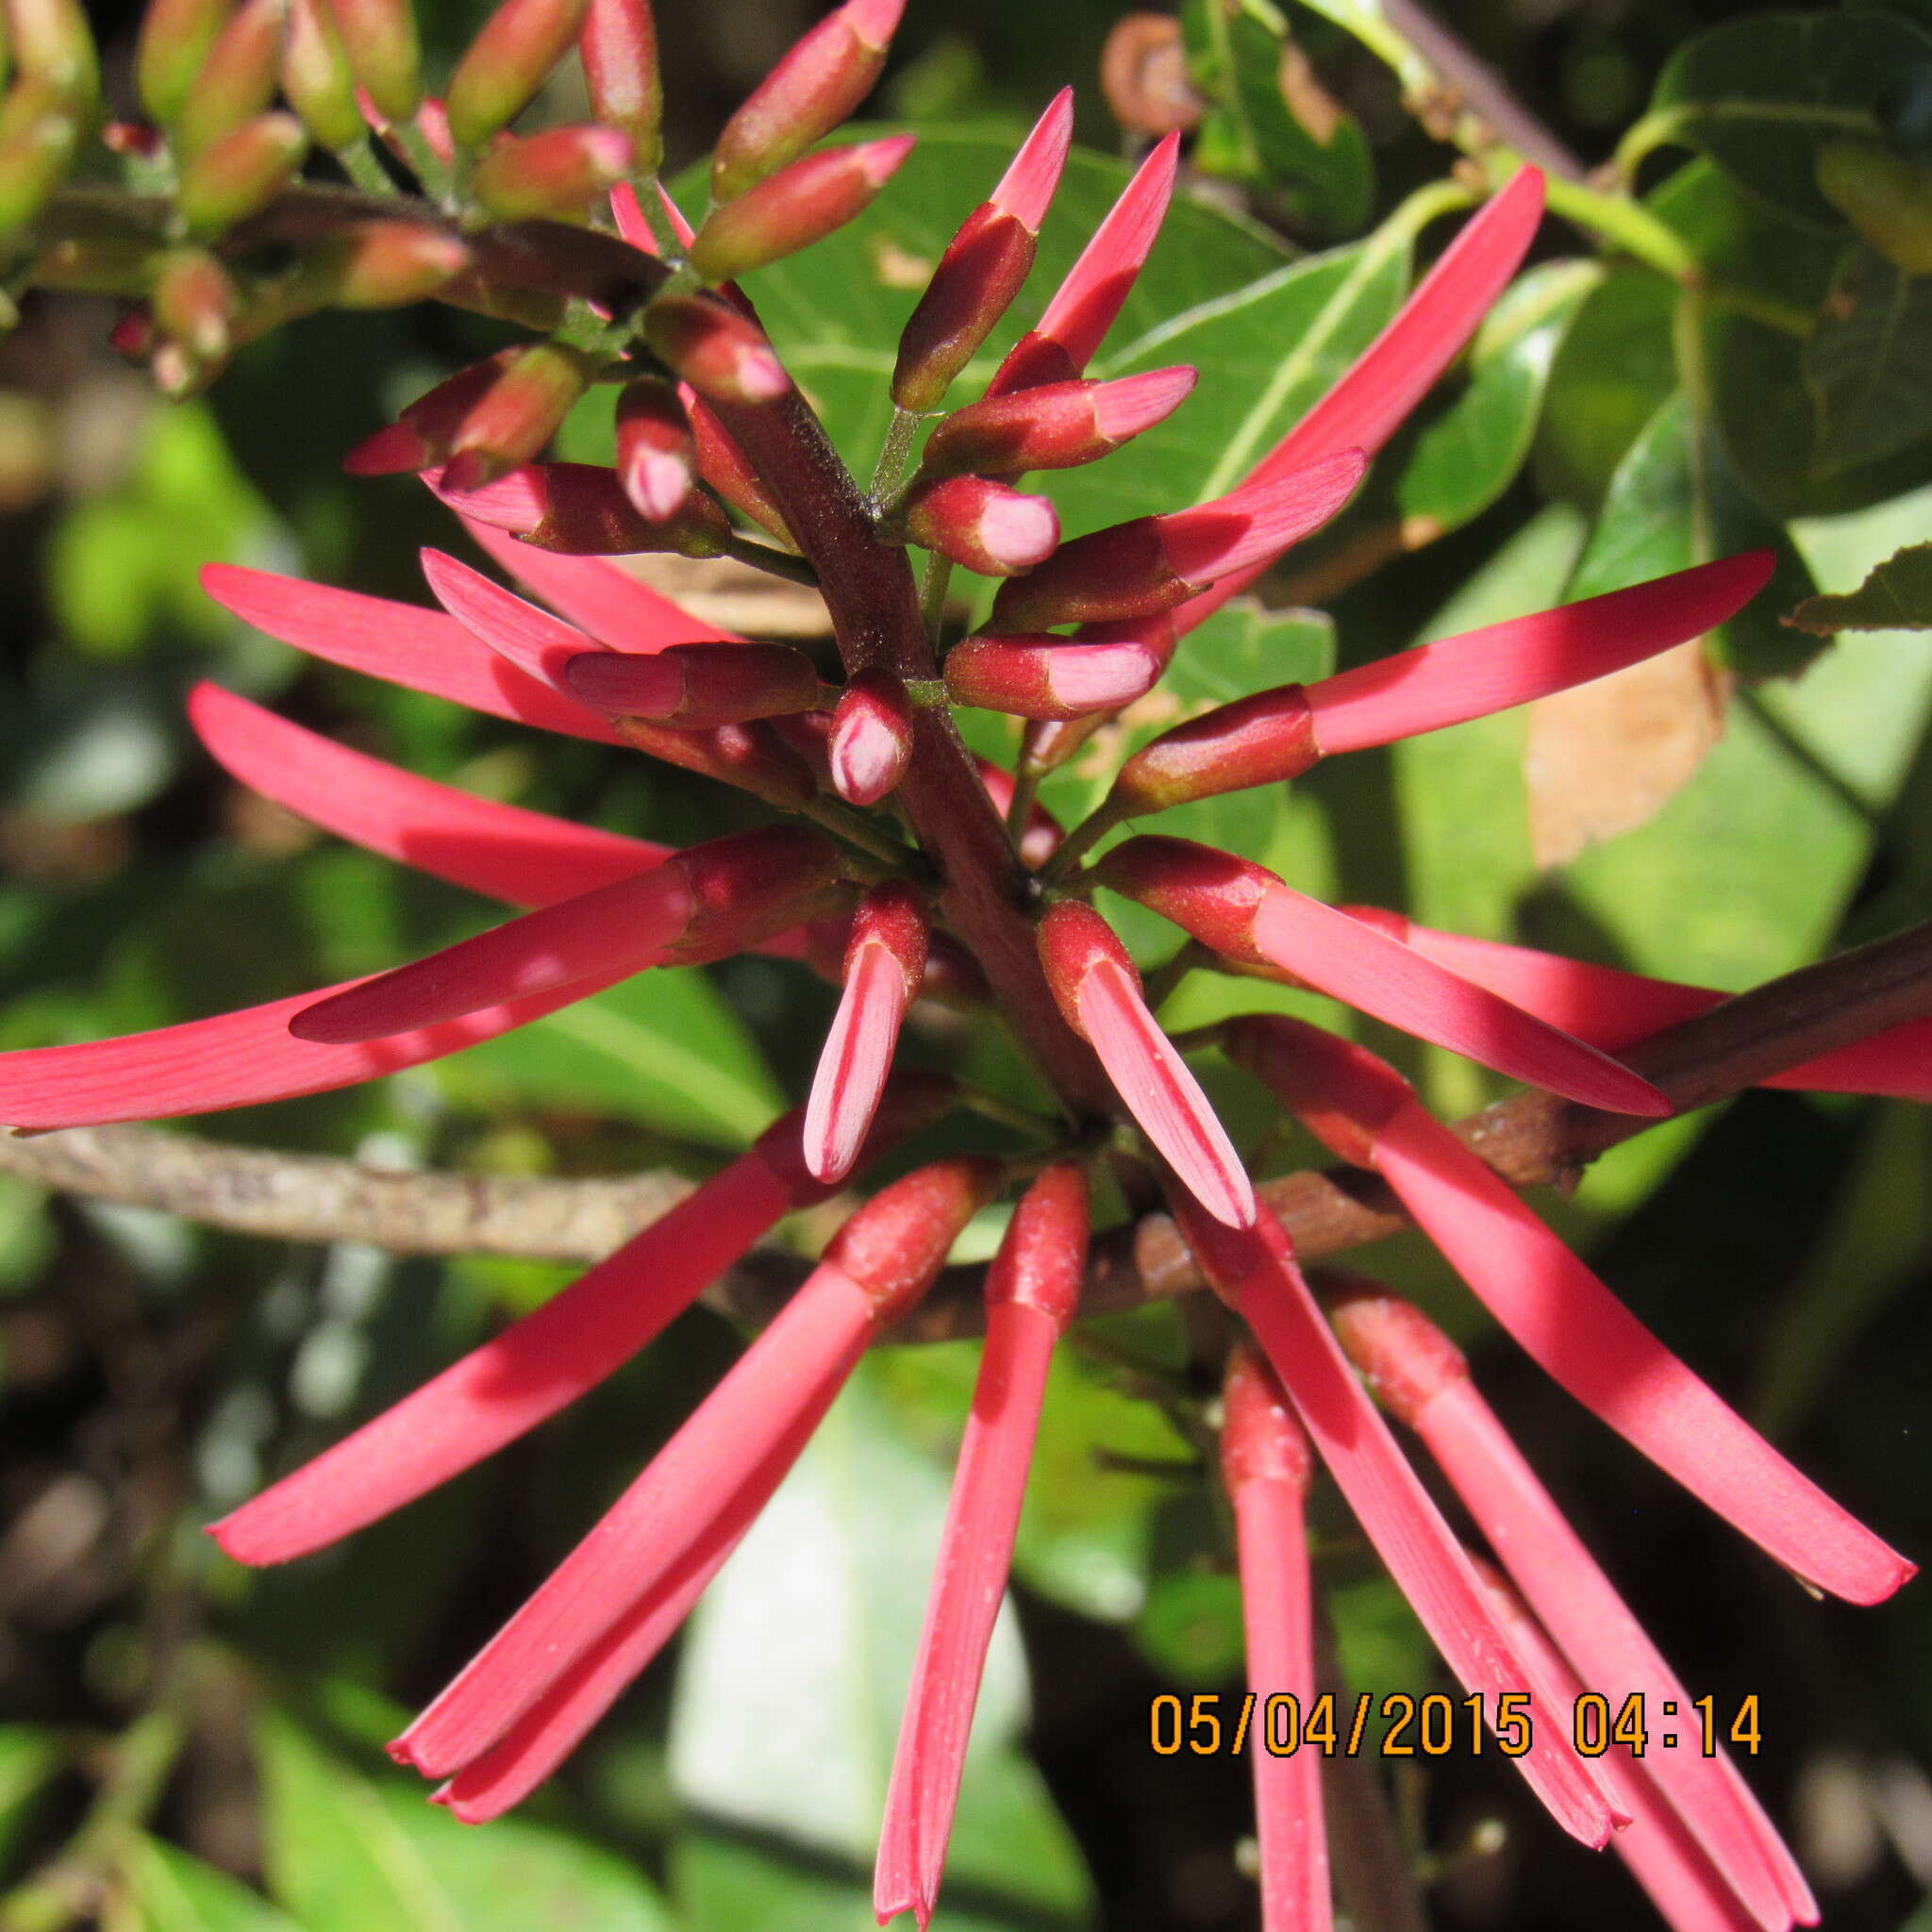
1786, 539, 1932, 632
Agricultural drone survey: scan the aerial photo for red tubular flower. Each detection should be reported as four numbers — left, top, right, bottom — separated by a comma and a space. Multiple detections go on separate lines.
830, 669, 914, 807
1171, 1197, 1624, 1847
289, 824, 853, 1044
1328, 1285, 1814, 1929
709, 0, 904, 201
390, 1157, 998, 1786
904, 475, 1059, 575
1220, 1344, 1329, 1932
875, 1164, 1089, 1928
1099, 836, 1670, 1117
432, 458, 731, 555
1108, 551, 1776, 817
343, 352, 520, 476
988, 451, 1365, 629
643, 291, 791, 406
915, 368, 1198, 482
564, 641, 823, 725
943, 633, 1159, 721
578, 0, 660, 165
691, 134, 915, 283
1039, 902, 1255, 1227
210, 1077, 953, 1567
613, 375, 695, 522
891, 88, 1074, 413
1230, 1016, 1912, 1607
988, 130, 1180, 396
469, 125, 635, 223
419, 544, 612, 692
805, 879, 930, 1184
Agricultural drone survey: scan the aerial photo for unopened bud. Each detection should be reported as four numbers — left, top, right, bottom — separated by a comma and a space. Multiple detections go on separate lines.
828, 668, 912, 806
0, 105, 75, 236
689, 395, 791, 541
904, 474, 1058, 576
991, 451, 1364, 630
1110, 683, 1318, 818
1095, 835, 1272, 963
564, 641, 822, 727
279, 0, 361, 150
917, 367, 1195, 481
435, 458, 732, 556
984, 1160, 1089, 1328
711, 0, 903, 202
294, 218, 469, 307
446, 0, 591, 149
579, 0, 659, 168
331, 0, 418, 120
643, 291, 790, 405
471, 124, 633, 222
176, 110, 308, 235
136, 0, 229, 125
175, 0, 283, 160
891, 89, 1072, 413
443, 340, 597, 489
691, 133, 913, 283
342, 348, 513, 474
614, 375, 693, 521
152, 245, 236, 358
944, 632, 1158, 721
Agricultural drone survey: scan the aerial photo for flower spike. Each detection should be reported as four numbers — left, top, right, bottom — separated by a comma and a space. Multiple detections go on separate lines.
691, 135, 915, 283
1229, 1015, 1914, 1607
915, 369, 1197, 482
876, 1164, 1088, 1928
1099, 836, 1670, 1118
390, 1157, 998, 1784
1171, 1198, 1624, 1846
211, 1080, 954, 1567
1110, 552, 1776, 817
290, 825, 852, 1044
1220, 1344, 1329, 1932
891, 89, 1073, 412
1328, 1284, 1815, 1928
1039, 902, 1255, 1227
989, 452, 1364, 630
988, 131, 1180, 396
904, 475, 1059, 576
805, 880, 930, 1185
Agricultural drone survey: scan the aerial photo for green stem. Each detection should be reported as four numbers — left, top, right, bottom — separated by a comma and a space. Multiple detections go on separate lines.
336, 139, 394, 196
802, 798, 926, 874
918, 549, 956, 647
392, 120, 455, 207
1036, 796, 1124, 887
631, 175, 683, 258
870, 405, 923, 507
715, 530, 821, 588
1612, 108, 1688, 188
1541, 175, 1698, 282
1004, 762, 1041, 845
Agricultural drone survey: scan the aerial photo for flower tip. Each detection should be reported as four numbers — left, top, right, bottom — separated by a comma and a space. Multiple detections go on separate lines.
845, 0, 905, 47
991, 85, 1074, 232
1092, 364, 1197, 441
978, 491, 1059, 572
859, 131, 918, 186
1045, 641, 1159, 712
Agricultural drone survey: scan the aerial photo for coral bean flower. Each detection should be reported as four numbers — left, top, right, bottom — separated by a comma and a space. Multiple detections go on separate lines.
0, 42, 1919, 1932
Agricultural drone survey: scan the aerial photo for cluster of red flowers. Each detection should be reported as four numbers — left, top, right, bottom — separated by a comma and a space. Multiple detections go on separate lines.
6, 1, 1921, 1926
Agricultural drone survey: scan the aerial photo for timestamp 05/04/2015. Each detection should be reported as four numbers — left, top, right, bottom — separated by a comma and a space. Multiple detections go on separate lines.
1148, 1691, 1765, 1760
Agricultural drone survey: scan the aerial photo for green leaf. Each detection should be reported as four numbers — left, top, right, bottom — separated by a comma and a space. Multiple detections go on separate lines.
1182, 0, 1374, 238
1805, 246, 1932, 475
1786, 540, 1932, 632
1649, 10, 1932, 226
725, 132, 1291, 479
257, 1715, 677, 1932
438, 965, 783, 1149
668, 1366, 1093, 1931
1567, 390, 1824, 680
0, 1726, 62, 1877
122, 1836, 306, 1932
1392, 259, 1599, 537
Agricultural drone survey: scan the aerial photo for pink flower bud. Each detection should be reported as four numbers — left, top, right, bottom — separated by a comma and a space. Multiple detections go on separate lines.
176, 111, 308, 236
563, 641, 822, 728
891, 90, 1072, 413
152, 245, 236, 360
990, 451, 1363, 629
174, 0, 284, 160
297, 219, 470, 308
1038, 900, 1255, 1228
943, 633, 1158, 721
904, 475, 1058, 576
280, 0, 363, 150
135, 0, 229, 125
643, 291, 790, 405
917, 367, 1195, 481
579, 0, 660, 168
1111, 683, 1318, 817
710, 0, 904, 202
691, 134, 913, 283
343, 349, 515, 475
613, 375, 693, 522
442, 341, 597, 490
446, 0, 591, 150
331, 0, 420, 120
435, 458, 732, 557
471, 124, 634, 223
828, 668, 912, 806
